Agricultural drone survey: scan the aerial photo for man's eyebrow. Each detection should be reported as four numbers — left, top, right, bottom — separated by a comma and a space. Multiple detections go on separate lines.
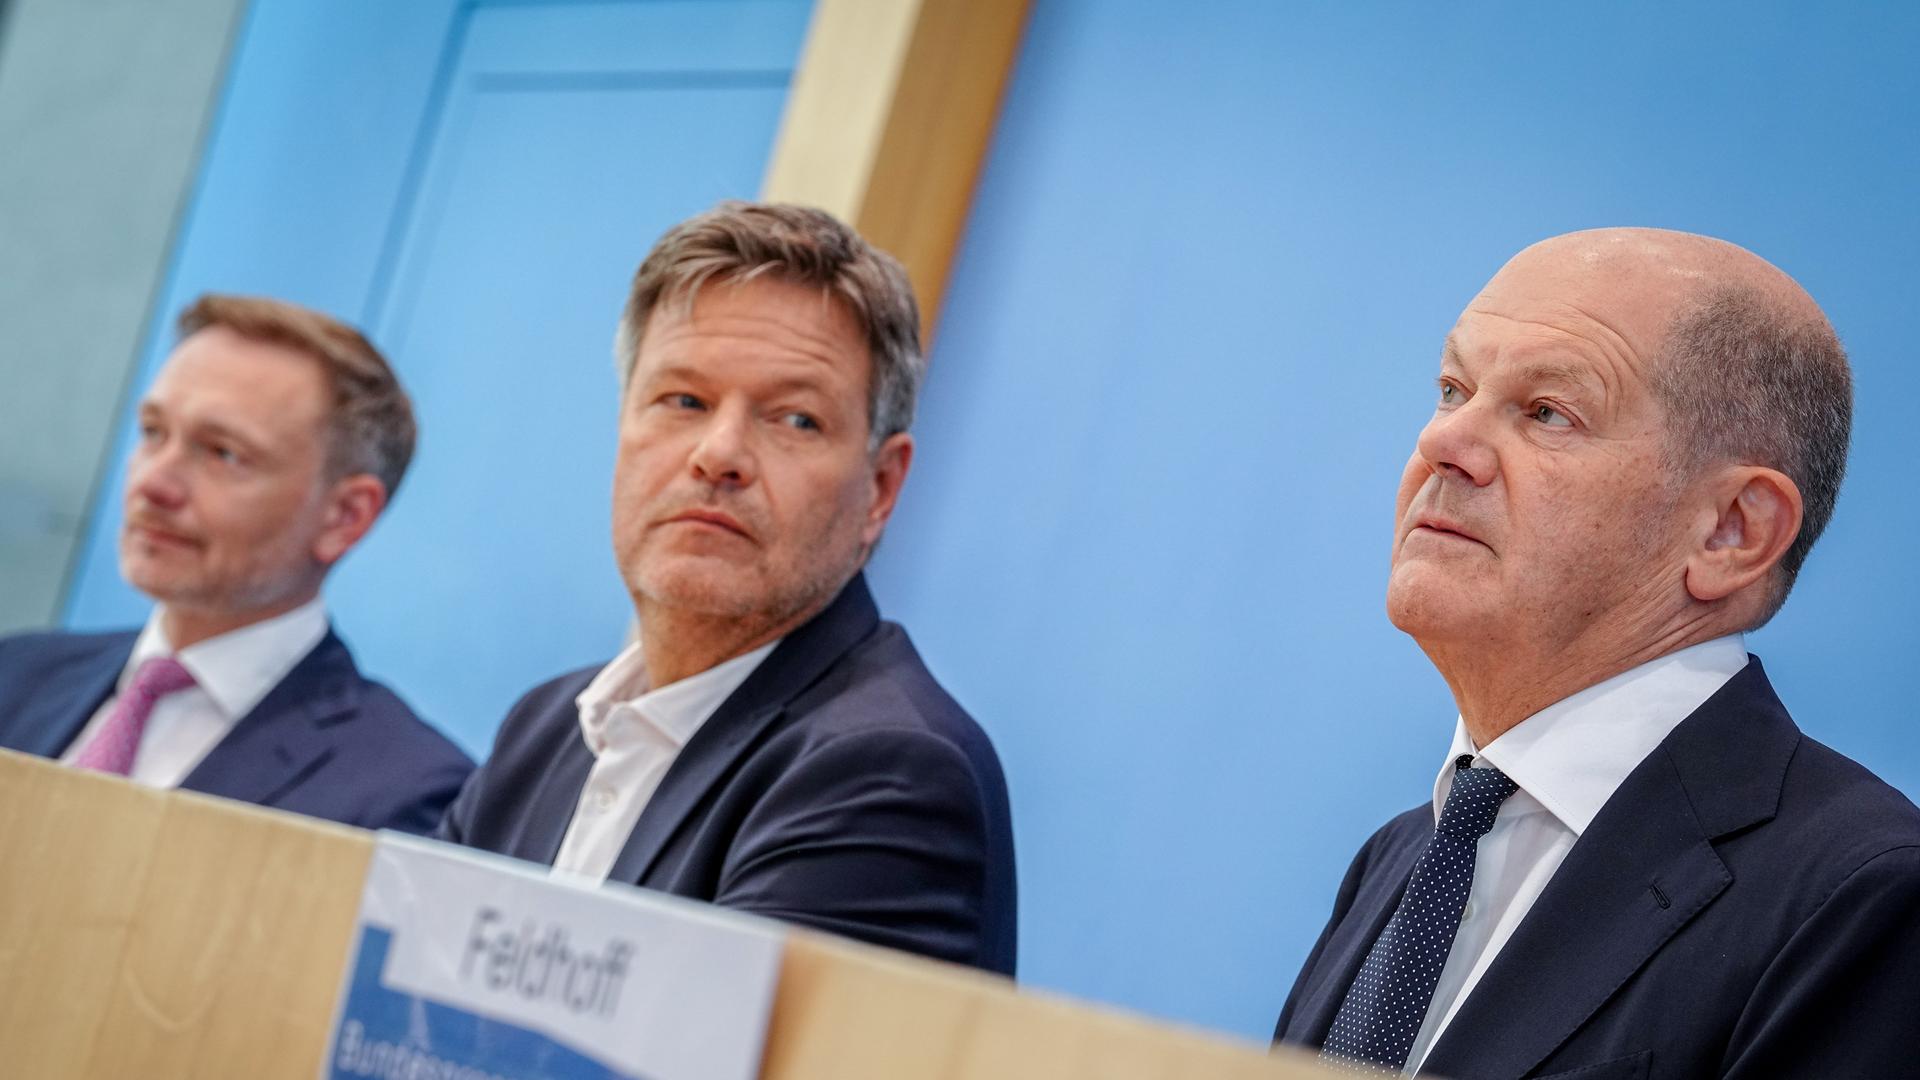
193, 417, 272, 452
643, 361, 838, 398
1514, 361, 1600, 394
638, 360, 708, 384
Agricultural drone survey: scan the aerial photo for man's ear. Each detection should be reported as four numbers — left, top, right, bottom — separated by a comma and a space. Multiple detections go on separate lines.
313, 474, 389, 567
861, 432, 914, 548
1684, 465, 1803, 604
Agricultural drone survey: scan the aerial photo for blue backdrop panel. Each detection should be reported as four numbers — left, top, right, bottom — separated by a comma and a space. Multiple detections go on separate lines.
64, 0, 463, 630
866, 0, 1920, 1040
64, 0, 813, 757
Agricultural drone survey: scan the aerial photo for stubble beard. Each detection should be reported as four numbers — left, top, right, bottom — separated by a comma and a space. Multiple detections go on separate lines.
627, 539, 859, 645
124, 546, 319, 626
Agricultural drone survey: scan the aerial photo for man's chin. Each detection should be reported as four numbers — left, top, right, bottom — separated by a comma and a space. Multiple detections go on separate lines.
119, 557, 191, 605
628, 561, 764, 620
1386, 576, 1488, 641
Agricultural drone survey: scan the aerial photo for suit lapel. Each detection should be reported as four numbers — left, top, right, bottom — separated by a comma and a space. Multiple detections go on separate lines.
12, 638, 132, 759
179, 630, 357, 806
1422, 660, 1796, 1079
604, 574, 881, 886
520, 730, 597, 867
1422, 756, 1731, 1079
1289, 827, 1429, 1045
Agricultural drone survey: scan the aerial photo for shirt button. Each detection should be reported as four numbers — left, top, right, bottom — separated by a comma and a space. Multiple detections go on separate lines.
593, 788, 616, 812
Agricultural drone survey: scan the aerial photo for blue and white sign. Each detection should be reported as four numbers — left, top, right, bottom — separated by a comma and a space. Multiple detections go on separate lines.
322, 834, 784, 1080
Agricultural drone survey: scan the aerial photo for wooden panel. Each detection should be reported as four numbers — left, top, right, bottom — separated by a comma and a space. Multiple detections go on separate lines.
765, 932, 1338, 1080
0, 750, 373, 1080
762, 0, 1030, 341
0, 748, 1345, 1079
0, 753, 168, 1077
84, 791, 373, 1078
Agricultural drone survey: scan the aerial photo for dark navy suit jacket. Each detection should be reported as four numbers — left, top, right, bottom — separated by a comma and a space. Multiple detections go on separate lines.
0, 626, 473, 834
438, 574, 1018, 976
1275, 659, 1920, 1079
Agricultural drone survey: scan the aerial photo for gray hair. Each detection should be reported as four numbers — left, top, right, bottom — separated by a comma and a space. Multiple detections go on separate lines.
613, 201, 924, 446
1652, 285, 1852, 625
178, 294, 416, 498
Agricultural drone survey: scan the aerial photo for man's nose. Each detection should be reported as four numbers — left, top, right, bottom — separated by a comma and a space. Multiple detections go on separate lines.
126, 438, 189, 509
687, 407, 756, 488
1414, 402, 1499, 487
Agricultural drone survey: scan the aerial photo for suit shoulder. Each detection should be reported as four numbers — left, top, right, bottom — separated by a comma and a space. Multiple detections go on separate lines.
0, 628, 138, 696
1775, 734, 1920, 863
502, 662, 605, 720
473, 661, 609, 757
790, 621, 994, 757
346, 676, 475, 770
0, 627, 138, 665
1364, 803, 1434, 860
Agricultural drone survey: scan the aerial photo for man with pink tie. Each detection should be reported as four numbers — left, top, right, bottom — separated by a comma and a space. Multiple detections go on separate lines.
0, 294, 470, 833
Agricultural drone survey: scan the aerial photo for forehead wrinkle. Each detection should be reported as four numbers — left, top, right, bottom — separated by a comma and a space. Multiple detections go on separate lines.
1551, 298, 1645, 369
1512, 361, 1599, 394
642, 336, 849, 394
649, 360, 843, 405
646, 301, 861, 374
636, 330, 866, 424
1444, 326, 1603, 386
1460, 302, 1646, 406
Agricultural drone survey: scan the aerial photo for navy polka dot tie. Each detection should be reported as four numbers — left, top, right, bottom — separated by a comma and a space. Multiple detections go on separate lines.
1320, 757, 1519, 1074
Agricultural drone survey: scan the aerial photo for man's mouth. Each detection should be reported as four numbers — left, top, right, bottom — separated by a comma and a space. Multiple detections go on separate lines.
125, 521, 200, 549
663, 509, 752, 539
1407, 515, 1489, 549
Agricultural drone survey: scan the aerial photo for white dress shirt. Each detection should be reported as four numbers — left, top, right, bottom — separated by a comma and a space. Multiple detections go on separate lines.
60, 597, 331, 787
1404, 634, 1751, 1074
551, 638, 779, 883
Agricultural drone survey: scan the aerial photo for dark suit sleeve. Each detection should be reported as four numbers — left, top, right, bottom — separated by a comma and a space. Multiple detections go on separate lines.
366, 755, 472, 836
1723, 845, 1920, 1078
711, 727, 991, 968
434, 758, 480, 845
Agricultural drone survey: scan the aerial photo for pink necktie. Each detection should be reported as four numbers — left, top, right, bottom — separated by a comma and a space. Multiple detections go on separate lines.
72, 656, 197, 776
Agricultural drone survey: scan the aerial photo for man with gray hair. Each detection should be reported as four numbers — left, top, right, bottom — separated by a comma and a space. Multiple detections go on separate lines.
439, 201, 1017, 975
1275, 229, 1920, 1077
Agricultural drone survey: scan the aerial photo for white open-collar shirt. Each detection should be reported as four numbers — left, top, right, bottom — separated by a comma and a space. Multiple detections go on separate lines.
550, 637, 780, 883
60, 596, 331, 787
1404, 633, 1751, 1075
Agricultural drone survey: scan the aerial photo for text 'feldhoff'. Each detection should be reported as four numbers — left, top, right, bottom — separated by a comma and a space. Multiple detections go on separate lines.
461, 907, 635, 1019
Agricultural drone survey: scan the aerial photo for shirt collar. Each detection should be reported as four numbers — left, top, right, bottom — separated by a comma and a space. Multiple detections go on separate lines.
574, 638, 780, 755
1433, 634, 1751, 835
130, 596, 331, 720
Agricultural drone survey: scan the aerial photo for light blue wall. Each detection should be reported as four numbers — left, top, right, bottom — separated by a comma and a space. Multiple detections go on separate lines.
867, 0, 1920, 1041
64, 0, 466, 628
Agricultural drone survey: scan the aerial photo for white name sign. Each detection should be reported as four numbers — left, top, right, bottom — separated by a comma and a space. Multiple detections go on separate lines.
323, 834, 784, 1080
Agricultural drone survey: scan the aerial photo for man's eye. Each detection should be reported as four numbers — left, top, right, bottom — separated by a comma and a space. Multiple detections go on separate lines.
207, 443, 242, 464
782, 412, 820, 432
1437, 381, 1460, 405
1530, 403, 1573, 427
663, 393, 704, 410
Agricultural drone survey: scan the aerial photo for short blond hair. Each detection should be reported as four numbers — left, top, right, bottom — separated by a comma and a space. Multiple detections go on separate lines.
178, 294, 416, 498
